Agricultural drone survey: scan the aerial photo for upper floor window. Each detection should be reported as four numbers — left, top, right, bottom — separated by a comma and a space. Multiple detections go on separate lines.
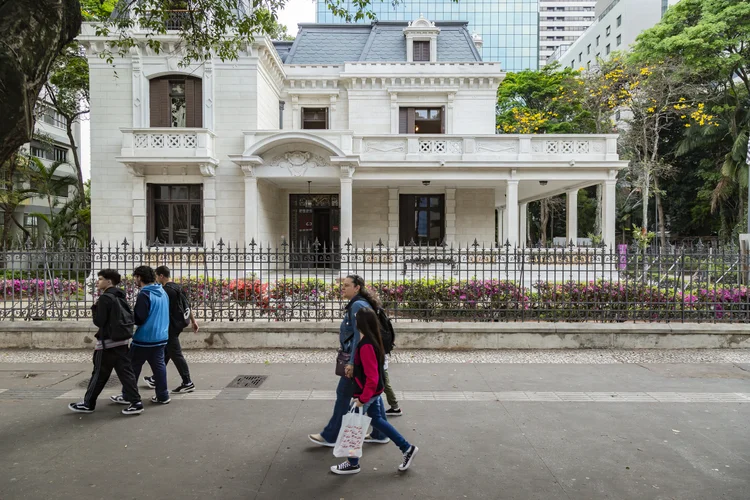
616, 15, 622, 27
150, 75, 202, 128
147, 184, 203, 246
413, 41, 430, 62
163, 1, 189, 30
30, 141, 67, 163
399, 107, 444, 134
39, 105, 65, 128
606, 44, 611, 55
606, 26, 611, 37
587, 44, 591, 55
302, 108, 328, 130
596, 35, 600, 46
616, 35, 622, 46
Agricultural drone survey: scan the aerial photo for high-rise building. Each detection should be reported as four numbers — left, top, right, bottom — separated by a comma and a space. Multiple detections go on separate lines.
315, 0, 540, 71
549, 0, 682, 69
539, 0, 596, 68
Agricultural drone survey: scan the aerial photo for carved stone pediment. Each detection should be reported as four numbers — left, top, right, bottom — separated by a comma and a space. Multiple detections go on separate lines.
268, 151, 326, 177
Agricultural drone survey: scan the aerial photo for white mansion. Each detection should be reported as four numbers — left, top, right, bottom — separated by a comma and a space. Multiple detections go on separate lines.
80, 17, 625, 258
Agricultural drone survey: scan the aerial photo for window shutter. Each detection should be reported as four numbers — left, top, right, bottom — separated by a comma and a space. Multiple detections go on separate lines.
399, 108, 408, 134
186, 77, 203, 128
441, 106, 446, 134
149, 78, 170, 127
146, 184, 154, 244
407, 108, 416, 134
398, 195, 416, 245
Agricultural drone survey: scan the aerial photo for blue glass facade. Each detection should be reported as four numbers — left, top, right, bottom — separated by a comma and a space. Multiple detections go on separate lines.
315, 0, 540, 71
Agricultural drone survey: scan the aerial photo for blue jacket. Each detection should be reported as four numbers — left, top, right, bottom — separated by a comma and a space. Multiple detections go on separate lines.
132, 284, 169, 348
340, 295, 371, 367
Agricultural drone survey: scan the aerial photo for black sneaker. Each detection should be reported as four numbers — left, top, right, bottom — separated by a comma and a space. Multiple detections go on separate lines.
144, 376, 156, 389
122, 402, 144, 415
398, 445, 418, 471
68, 402, 94, 414
151, 396, 171, 404
172, 382, 195, 394
385, 407, 403, 416
110, 395, 130, 405
330, 461, 361, 475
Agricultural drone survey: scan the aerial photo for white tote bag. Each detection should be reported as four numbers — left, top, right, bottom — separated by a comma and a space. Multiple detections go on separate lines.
333, 406, 372, 458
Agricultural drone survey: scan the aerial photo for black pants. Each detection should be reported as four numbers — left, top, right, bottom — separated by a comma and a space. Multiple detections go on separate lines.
164, 334, 191, 384
84, 345, 141, 409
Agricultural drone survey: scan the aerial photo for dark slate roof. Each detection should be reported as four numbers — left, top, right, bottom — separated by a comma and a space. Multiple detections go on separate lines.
279, 21, 481, 64
272, 41, 294, 63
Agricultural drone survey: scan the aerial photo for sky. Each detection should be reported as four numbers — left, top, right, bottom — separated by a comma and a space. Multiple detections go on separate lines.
278, 0, 317, 35
80, 1, 317, 181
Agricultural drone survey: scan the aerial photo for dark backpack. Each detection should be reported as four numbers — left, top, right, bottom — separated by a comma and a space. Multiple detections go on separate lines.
108, 295, 134, 342
165, 282, 191, 330
376, 307, 396, 354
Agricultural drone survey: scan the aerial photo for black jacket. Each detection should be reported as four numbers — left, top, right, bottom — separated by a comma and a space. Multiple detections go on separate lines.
92, 287, 134, 344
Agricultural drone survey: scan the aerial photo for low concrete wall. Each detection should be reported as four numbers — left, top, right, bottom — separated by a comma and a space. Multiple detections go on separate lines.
0, 322, 749, 349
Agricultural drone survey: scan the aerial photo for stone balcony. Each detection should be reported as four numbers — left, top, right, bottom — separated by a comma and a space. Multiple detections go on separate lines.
241, 130, 619, 166
353, 134, 619, 163
117, 128, 219, 175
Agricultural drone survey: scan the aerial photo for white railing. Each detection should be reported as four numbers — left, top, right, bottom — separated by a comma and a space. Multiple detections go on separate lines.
240, 131, 619, 163
354, 134, 618, 161
120, 128, 216, 161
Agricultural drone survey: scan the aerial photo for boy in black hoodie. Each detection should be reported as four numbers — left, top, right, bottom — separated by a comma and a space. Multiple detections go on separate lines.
69, 269, 143, 415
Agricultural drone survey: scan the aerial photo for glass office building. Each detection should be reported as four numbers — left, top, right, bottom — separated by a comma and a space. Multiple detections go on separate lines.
315, 0, 540, 71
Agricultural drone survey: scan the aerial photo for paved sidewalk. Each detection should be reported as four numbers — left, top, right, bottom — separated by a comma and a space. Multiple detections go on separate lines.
1, 359, 749, 499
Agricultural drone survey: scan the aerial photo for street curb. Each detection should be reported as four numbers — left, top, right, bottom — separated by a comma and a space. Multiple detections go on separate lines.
0, 321, 748, 349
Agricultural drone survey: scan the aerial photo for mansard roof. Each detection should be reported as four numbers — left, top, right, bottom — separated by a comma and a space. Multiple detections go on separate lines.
274, 21, 481, 65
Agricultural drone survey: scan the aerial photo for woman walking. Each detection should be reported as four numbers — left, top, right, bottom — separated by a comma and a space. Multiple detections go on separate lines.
330, 307, 418, 475
308, 275, 388, 447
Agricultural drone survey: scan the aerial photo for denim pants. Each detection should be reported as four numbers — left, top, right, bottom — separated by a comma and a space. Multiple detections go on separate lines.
348, 395, 411, 466
320, 377, 386, 443
128, 345, 169, 401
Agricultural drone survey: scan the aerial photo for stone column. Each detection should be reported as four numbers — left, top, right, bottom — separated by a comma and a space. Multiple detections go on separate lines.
602, 180, 617, 248
388, 188, 399, 247
201, 168, 217, 245
125, 164, 147, 246
495, 187, 504, 246
566, 189, 579, 246
519, 202, 528, 248
444, 188, 457, 246
340, 167, 354, 247
504, 180, 519, 247
242, 166, 258, 245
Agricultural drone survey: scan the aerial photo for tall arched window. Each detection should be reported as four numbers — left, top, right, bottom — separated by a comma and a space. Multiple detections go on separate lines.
149, 75, 202, 128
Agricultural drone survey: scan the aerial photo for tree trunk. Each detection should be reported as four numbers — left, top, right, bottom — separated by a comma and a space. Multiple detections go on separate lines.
642, 170, 650, 234
0, 0, 82, 166
655, 185, 667, 248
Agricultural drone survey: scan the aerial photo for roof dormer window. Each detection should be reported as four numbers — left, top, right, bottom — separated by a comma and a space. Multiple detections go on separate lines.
404, 16, 440, 63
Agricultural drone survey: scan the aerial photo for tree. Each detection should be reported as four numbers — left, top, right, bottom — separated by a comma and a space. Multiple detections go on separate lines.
42, 41, 91, 240
496, 62, 596, 134
0, 0, 81, 168
0, 152, 37, 247
631, 0, 750, 242
619, 61, 715, 246
27, 157, 79, 218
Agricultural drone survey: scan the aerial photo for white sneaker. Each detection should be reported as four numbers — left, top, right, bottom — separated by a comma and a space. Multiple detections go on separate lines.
308, 433, 335, 448
364, 434, 390, 444
330, 461, 361, 475
110, 395, 130, 405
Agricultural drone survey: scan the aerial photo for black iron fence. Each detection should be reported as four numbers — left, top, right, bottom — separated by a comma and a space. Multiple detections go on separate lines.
1, 240, 749, 323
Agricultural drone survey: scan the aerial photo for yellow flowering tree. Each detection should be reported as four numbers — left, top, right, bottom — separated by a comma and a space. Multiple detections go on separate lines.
619, 59, 715, 246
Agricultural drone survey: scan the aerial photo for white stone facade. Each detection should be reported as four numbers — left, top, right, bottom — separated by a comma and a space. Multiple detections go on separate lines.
80, 17, 627, 255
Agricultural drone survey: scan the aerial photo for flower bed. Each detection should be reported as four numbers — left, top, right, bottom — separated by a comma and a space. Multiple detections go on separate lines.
3, 277, 749, 323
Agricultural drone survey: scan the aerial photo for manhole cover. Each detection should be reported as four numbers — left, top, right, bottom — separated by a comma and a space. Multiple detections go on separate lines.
227, 375, 267, 388
78, 375, 121, 389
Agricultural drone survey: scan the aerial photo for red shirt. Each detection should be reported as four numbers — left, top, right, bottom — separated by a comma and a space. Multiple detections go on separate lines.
353, 343, 384, 403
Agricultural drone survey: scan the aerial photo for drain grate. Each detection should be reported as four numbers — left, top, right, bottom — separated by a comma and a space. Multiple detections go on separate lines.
227, 375, 267, 389
78, 375, 121, 389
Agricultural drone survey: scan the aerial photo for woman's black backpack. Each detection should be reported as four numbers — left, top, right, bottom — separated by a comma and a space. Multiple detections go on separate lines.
376, 308, 396, 354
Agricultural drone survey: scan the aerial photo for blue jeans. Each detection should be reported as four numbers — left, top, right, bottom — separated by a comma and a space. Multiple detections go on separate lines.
321, 377, 386, 443
348, 396, 411, 466
128, 345, 169, 401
